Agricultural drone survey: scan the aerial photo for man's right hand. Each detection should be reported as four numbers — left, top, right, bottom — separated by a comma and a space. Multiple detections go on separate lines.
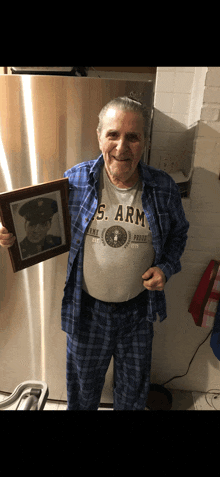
0, 224, 16, 248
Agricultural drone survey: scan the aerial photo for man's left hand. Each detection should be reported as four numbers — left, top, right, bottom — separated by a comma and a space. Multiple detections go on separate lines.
142, 267, 166, 291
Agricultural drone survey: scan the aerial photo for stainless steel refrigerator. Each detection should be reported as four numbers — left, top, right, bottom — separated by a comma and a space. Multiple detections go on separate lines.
0, 74, 154, 401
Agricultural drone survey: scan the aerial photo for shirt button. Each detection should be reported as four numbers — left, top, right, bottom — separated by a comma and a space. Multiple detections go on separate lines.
76, 239, 80, 244
85, 217, 89, 222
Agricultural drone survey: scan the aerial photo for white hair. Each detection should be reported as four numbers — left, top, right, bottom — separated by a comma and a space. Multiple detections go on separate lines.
97, 96, 148, 139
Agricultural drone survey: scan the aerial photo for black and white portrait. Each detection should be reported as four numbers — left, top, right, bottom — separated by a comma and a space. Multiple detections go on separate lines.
0, 177, 70, 272
10, 191, 65, 260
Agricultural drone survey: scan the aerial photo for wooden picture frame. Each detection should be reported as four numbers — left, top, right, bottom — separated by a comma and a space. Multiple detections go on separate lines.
0, 178, 71, 272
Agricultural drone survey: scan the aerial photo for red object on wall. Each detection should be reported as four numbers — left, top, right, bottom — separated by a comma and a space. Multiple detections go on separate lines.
188, 260, 220, 328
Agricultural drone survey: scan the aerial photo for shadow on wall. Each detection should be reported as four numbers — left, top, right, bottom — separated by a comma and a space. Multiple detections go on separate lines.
192, 121, 220, 177
152, 166, 220, 393
149, 109, 197, 197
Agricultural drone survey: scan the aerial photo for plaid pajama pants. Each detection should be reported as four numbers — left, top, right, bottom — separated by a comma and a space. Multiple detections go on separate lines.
66, 289, 154, 410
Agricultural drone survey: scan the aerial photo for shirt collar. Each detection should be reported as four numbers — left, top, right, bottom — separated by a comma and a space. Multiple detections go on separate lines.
89, 154, 104, 184
138, 161, 157, 188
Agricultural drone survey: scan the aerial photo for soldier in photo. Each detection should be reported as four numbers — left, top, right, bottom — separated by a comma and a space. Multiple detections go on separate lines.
18, 197, 61, 259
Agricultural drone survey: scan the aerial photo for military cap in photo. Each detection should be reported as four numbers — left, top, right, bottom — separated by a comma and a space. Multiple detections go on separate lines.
19, 198, 58, 224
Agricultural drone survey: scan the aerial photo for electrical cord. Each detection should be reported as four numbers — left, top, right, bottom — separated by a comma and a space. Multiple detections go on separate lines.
162, 329, 213, 386
161, 328, 220, 410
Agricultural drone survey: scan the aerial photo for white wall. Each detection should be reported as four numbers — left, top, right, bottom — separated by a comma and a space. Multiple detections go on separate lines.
150, 67, 207, 179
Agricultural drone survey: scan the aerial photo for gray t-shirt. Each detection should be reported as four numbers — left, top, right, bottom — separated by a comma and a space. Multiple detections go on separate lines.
82, 166, 155, 302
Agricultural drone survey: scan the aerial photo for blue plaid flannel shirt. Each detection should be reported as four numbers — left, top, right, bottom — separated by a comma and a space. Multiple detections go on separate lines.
61, 154, 189, 334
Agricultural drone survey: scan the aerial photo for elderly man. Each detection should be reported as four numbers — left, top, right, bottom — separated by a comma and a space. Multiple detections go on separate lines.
0, 96, 189, 410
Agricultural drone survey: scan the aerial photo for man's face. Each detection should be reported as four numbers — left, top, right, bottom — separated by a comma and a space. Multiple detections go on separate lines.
25, 220, 51, 243
97, 108, 146, 188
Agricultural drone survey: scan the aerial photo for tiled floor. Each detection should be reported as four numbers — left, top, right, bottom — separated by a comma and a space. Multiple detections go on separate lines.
1, 388, 220, 410
192, 391, 220, 410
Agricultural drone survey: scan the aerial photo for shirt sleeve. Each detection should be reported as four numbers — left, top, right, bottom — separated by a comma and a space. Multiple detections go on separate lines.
156, 180, 189, 282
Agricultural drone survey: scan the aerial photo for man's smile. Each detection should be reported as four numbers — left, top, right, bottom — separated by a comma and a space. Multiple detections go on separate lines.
111, 155, 131, 162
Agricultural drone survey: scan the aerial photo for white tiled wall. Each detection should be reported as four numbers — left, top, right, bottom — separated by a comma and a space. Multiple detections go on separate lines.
150, 67, 207, 176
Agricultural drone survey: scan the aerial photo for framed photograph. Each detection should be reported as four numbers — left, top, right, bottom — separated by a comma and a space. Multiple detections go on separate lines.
0, 178, 71, 272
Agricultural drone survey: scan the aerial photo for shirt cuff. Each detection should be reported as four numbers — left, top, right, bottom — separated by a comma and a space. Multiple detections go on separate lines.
155, 262, 174, 283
